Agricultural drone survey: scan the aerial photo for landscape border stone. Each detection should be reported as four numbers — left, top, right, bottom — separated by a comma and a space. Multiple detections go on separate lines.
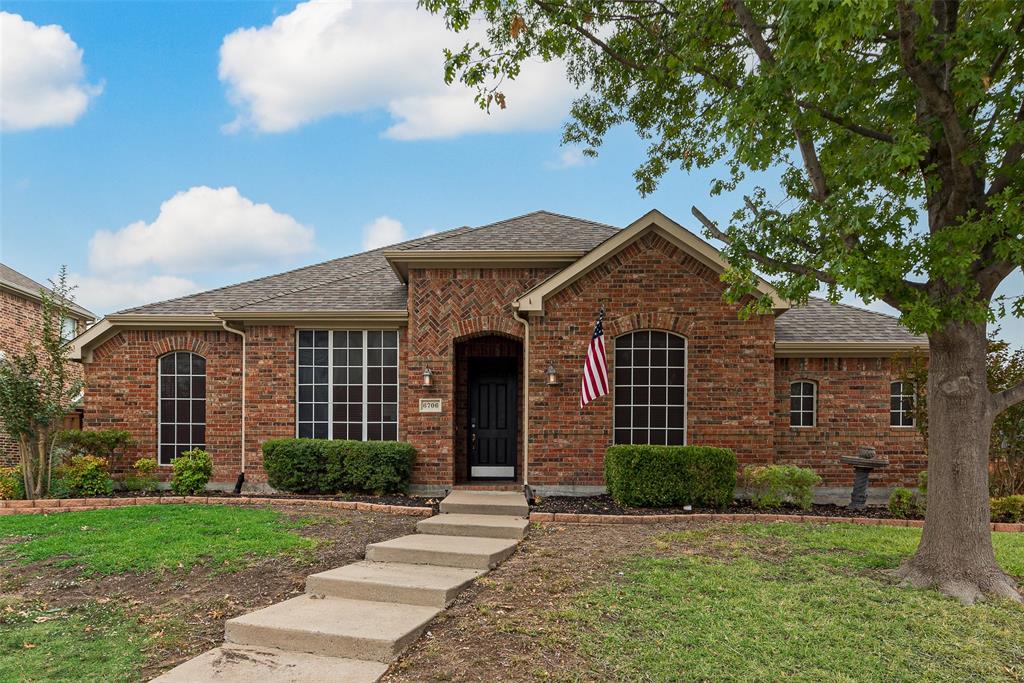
0, 496, 434, 517
529, 511, 1024, 532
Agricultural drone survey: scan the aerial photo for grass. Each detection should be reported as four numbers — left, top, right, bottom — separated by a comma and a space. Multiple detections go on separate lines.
563, 523, 1024, 683
0, 504, 317, 574
0, 598, 182, 683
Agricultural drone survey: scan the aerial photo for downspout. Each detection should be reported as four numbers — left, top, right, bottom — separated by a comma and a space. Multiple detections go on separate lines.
221, 320, 246, 493
512, 303, 532, 500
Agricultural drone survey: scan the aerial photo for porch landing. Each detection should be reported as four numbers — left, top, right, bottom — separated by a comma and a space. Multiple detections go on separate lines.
151, 490, 529, 682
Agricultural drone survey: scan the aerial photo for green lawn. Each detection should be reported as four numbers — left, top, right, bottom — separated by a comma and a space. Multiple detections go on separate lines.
0, 504, 317, 574
564, 523, 1024, 683
0, 599, 180, 683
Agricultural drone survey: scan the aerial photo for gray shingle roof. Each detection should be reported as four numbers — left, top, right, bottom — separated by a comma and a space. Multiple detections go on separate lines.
119, 211, 614, 315
0, 263, 95, 319
403, 211, 618, 251
775, 297, 925, 344
115, 211, 922, 348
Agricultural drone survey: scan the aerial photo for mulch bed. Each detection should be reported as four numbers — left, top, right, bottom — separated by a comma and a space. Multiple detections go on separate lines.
532, 494, 901, 519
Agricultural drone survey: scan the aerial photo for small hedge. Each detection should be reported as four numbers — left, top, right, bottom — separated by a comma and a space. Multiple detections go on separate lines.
604, 445, 737, 508
53, 455, 114, 498
262, 438, 415, 495
991, 495, 1024, 523
744, 464, 822, 510
171, 448, 212, 495
0, 466, 24, 500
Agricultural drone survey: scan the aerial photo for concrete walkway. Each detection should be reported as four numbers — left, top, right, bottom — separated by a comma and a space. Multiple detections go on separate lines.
152, 490, 529, 682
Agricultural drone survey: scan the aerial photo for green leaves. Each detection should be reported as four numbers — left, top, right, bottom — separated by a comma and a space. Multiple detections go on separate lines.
422, 0, 1023, 334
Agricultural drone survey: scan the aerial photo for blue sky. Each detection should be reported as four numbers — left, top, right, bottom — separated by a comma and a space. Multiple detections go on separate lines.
1, 1, 1021, 346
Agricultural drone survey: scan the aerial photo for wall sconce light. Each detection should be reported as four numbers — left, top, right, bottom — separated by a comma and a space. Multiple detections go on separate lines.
422, 367, 433, 387
546, 362, 558, 385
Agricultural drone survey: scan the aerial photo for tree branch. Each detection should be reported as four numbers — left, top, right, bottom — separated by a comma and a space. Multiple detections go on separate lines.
729, 0, 829, 201
992, 380, 1024, 414
987, 97, 1024, 198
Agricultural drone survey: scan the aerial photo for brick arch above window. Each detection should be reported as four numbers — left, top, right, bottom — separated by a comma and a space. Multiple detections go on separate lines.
154, 336, 211, 358
451, 315, 524, 343
90, 331, 214, 363
605, 311, 696, 339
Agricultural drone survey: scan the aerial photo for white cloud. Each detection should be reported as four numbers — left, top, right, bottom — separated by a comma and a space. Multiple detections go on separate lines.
544, 147, 593, 170
218, 0, 576, 139
362, 216, 406, 250
72, 273, 201, 313
88, 186, 314, 274
0, 12, 102, 131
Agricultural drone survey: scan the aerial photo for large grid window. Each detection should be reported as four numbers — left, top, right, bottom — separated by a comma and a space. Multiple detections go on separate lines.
790, 381, 816, 427
613, 331, 686, 446
297, 330, 398, 441
891, 381, 915, 427
158, 352, 206, 466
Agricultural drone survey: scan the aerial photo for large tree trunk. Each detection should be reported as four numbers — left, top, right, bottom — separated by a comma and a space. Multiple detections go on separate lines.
895, 321, 1022, 604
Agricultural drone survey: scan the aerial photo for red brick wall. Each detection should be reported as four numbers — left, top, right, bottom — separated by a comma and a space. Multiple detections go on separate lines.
528, 232, 776, 488
774, 356, 926, 487
84, 330, 243, 482
403, 267, 556, 485
1, 289, 85, 466
242, 325, 297, 483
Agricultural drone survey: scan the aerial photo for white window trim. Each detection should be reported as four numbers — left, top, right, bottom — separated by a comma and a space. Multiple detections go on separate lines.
890, 380, 916, 429
294, 329, 401, 440
611, 330, 688, 446
790, 380, 817, 429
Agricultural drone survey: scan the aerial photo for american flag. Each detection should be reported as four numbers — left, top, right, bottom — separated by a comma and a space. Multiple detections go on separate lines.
580, 309, 609, 408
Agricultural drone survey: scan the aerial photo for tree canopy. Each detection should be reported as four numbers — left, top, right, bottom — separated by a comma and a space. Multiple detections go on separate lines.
425, 0, 1023, 335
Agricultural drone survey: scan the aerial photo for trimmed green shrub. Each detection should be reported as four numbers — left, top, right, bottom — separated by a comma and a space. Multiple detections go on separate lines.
56, 429, 134, 458
0, 466, 25, 500
345, 441, 415, 494
262, 438, 415, 495
888, 487, 915, 518
991, 495, 1024, 523
745, 464, 822, 510
171, 448, 212, 495
54, 455, 113, 497
604, 445, 737, 508
122, 457, 159, 493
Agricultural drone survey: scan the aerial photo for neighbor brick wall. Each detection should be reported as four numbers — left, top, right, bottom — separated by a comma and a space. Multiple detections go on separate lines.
528, 231, 776, 488
84, 330, 243, 482
774, 356, 926, 487
0, 289, 85, 466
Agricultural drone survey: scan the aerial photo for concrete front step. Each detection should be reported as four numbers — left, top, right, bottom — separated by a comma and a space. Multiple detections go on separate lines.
306, 560, 484, 608
225, 594, 439, 663
150, 645, 387, 683
417, 513, 529, 540
365, 533, 518, 570
438, 490, 529, 517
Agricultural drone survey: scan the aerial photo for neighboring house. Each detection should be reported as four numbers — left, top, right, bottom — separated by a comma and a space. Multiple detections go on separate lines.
70, 210, 926, 496
1, 264, 96, 466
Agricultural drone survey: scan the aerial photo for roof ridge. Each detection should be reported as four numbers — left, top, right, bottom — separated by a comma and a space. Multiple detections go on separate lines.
116, 223, 474, 315
415, 210, 618, 250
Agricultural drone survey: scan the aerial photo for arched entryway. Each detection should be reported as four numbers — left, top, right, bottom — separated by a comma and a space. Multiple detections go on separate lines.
453, 333, 524, 483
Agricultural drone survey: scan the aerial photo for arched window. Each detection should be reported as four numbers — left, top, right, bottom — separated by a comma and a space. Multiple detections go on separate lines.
159, 351, 206, 465
790, 381, 816, 427
890, 381, 915, 427
613, 331, 686, 445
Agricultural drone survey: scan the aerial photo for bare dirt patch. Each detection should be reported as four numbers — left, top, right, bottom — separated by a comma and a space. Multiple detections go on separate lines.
0, 504, 417, 679
383, 521, 704, 683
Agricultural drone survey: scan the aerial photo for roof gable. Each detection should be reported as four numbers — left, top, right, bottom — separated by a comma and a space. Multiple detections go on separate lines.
513, 210, 788, 313
0, 263, 95, 320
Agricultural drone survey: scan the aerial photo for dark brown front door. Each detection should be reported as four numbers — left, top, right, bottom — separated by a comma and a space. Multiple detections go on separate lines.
468, 358, 517, 480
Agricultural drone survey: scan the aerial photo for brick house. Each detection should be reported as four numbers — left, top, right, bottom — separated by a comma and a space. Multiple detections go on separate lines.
70, 210, 926, 497
1, 264, 96, 465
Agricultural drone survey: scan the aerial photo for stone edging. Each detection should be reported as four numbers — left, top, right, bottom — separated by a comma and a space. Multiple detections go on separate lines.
529, 511, 1024, 533
0, 496, 434, 517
